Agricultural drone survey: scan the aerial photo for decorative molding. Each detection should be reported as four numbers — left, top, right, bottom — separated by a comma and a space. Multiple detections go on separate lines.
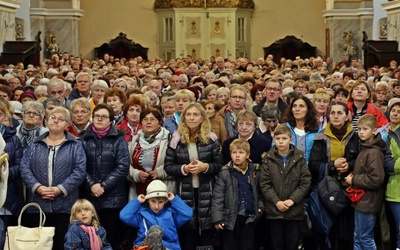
30, 8, 84, 17
382, 0, 400, 14
154, 0, 254, 9
322, 8, 374, 18
0, 0, 20, 10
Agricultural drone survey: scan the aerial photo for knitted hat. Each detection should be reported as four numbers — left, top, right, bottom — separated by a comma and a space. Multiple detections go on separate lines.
20, 91, 36, 101
145, 180, 168, 200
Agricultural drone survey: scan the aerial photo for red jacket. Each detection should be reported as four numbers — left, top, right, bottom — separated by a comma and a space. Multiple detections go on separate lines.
116, 118, 142, 142
347, 101, 388, 128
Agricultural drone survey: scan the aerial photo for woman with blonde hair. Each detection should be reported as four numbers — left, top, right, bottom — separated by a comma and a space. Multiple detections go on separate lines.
312, 88, 331, 128
165, 102, 222, 250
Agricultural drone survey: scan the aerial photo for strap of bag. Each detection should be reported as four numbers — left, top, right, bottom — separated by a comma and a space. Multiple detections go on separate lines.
17, 202, 46, 227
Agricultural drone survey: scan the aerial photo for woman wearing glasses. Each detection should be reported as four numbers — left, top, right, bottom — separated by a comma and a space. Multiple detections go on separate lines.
20, 107, 86, 250
16, 101, 48, 152
127, 108, 173, 200
80, 103, 130, 249
66, 98, 91, 137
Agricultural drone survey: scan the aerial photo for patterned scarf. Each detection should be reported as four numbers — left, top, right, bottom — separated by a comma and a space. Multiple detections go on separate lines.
142, 127, 162, 144
79, 224, 101, 250
19, 123, 42, 150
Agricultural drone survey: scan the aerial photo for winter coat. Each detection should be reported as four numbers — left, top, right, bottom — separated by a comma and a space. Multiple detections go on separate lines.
211, 161, 264, 231
209, 113, 228, 144
308, 123, 360, 187
2, 126, 23, 215
260, 145, 311, 221
64, 221, 112, 250
127, 127, 175, 200
384, 124, 400, 202
164, 115, 178, 134
347, 101, 388, 128
164, 131, 223, 230
20, 132, 86, 214
80, 125, 130, 210
116, 118, 142, 143
252, 97, 287, 119
119, 195, 193, 250
352, 133, 386, 213
222, 134, 271, 165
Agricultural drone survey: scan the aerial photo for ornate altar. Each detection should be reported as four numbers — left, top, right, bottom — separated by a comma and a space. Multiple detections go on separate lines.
94, 32, 149, 60
154, 0, 254, 60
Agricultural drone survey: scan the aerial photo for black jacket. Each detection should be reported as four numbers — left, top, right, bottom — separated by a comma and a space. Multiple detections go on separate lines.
252, 97, 287, 118
164, 132, 223, 230
80, 125, 130, 210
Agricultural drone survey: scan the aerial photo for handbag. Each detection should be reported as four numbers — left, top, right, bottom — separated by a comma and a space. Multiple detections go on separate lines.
4, 203, 55, 250
346, 186, 365, 203
317, 175, 350, 215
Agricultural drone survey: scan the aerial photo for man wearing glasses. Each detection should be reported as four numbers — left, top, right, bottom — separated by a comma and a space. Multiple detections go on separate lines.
7, 78, 21, 91
219, 85, 247, 138
253, 77, 287, 119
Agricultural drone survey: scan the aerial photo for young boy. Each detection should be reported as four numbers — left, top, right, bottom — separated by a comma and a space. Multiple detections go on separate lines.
345, 114, 386, 250
260, 124, 311, 250
119, 180, 193, 250
211, 138, 264, 250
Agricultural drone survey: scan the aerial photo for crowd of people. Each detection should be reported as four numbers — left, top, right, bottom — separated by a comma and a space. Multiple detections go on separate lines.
0, 51, 399, 250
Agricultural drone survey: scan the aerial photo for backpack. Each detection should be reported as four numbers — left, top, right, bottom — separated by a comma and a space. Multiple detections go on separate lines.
317, 175, 351, 215
307, 189, 334, 249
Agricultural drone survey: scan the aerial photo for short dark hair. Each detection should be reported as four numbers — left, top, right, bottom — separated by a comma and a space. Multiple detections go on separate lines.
93, 103, 114, 122
140, 108, 163, 126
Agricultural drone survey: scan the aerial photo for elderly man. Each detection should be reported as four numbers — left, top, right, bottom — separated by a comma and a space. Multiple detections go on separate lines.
169, 75, 181, 90
147, 79, 162, 98
47, 77, 70, 108
187, 63, 198, 82
7, 78, 21, 91
213, 57, 226, 74
68, 72, 92, 101
219, 85, 247, 138
253, 78, 287, 118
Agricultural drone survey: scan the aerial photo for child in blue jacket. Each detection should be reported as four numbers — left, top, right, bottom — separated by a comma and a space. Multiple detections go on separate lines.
120, 180, 193, 250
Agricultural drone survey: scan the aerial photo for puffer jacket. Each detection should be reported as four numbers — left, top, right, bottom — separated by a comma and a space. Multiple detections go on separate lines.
64, 221, 112, 250
352, 133, 386, 213
127, 127, 175, 200
384, 124, 400, 202
20, 132, 86, 214
2, 126, 23, 215
164, 131, 223, 230
211, 161, 264, 231
347, 101, 388, 128
260, 145, 311, 221
80, 125, 130, 210
120, 195, 193, 250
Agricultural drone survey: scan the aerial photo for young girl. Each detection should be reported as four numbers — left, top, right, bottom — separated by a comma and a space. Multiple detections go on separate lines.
64, 199, 112, 250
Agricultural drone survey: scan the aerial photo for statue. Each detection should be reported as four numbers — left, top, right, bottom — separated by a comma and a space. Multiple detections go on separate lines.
339, 31, 357, 58
46, 31, 60, 57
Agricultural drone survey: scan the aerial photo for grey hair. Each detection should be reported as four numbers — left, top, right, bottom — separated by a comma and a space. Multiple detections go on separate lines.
260, 105, 280, 121
49, 106, 71, 124
22, 101, 45, 119
91, 79, 109, 90
47, 77, 66, 91
76, 72, 93, 83
42, 97, 63, 108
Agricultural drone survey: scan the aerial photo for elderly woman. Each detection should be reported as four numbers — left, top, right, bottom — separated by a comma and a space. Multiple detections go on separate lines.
80, 103, 130, 249
42, 98, 63, 126
250, 83, 265, 106
127, 108, 173, 199
283, 95, 321, 162
0, 101, 23, 231
116, 96, 146, 142
20, 107, 86, 250
164, 103, 222, 250
203, 83, 218, 100
222, 110, 271, 165
113, 78, 128, 93
216, 87, 230, 106
256, 104, 280, 145
309, 102, 359, 249
66, 98, 91, 137
164, 89, 195, 134
312, 88, 331, 128
16, 101, 48, 151
347, 80, 388, 131
104, 88, 127, 126
88, 79, 109, 116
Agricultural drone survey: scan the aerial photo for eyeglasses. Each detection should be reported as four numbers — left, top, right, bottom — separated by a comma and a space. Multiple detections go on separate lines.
72, 110, 90, 115
295, 86, 307, 89
230, 95, 246, 100
265, 88, 281, 92
49, 115, 66, 123
8, 82, 19, 85
142, 117, 158, 123
93, 114, 109, 120
24, 111, 41, 117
